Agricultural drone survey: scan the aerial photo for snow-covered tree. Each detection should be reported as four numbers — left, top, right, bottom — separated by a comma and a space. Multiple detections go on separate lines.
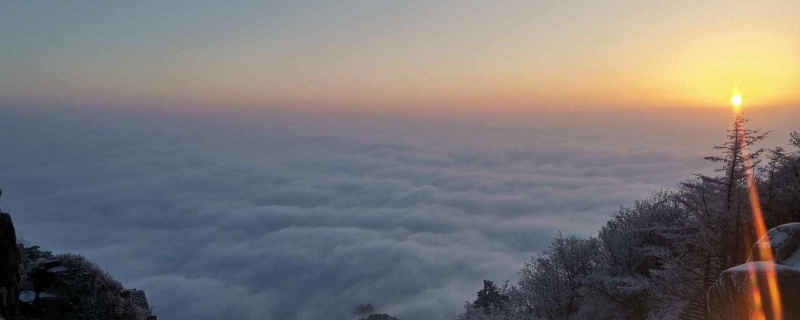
474, 280, 510, 315
695, 114, 768, 269
761, 129, 800, 223
452, 127, 800, 320
516, 235, 599, 320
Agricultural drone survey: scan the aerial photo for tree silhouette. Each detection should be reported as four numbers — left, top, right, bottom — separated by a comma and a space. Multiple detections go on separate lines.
473, 280, 509, 315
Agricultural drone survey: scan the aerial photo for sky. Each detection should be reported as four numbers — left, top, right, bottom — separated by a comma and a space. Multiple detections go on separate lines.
1, 1, 799, 320
1, 0, 799, 113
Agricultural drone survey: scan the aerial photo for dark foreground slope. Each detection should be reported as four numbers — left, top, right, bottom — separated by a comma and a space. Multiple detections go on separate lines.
0, 210, 154, 320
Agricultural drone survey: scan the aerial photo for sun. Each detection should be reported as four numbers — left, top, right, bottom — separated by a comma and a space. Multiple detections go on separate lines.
731, 93, 742, 108
731, 88, 743, 114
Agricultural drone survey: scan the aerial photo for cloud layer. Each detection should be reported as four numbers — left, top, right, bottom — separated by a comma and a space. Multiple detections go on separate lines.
1, 106, 794, 320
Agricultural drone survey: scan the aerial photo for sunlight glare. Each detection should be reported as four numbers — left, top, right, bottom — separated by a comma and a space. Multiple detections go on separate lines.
731, 88, 743, 114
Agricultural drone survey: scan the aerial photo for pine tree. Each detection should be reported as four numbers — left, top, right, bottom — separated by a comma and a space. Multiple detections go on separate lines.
696, 113, 767, 267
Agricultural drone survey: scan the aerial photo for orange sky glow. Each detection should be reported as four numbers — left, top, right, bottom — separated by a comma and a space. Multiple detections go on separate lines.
0, 1, 798, 114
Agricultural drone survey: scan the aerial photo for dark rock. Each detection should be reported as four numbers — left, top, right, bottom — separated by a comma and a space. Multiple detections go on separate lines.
29, 265, 58, 294
41, 259, 61, 270
129, 289, 151, 312
27, 258, 66, 294
37, 291, 69, 320
708, 262, 800, 320
708, 223, 800, 320
0, 212, 22, 318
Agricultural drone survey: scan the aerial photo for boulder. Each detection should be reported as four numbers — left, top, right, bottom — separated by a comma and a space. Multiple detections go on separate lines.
708, 223, 800, 320
0, 212, 21, 318
750, 223, 800, 265
29, 261, 61, 294
18, 290, 36, 315
41, 259, 61, 270
708, 262, 800, 320
36, 291, 68, 320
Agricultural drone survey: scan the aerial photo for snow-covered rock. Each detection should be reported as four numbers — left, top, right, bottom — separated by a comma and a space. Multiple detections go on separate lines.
46, 265, 68, 273
18, 291, 35, 304
708, 262, 800, 320
750, 222, 800, 266
708, 223, 800, 320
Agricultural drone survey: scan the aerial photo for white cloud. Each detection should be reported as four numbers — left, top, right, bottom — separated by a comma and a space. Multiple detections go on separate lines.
3, 106, 792, 320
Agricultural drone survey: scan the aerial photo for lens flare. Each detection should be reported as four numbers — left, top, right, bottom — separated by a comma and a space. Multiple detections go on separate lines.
734, 90, 782, 320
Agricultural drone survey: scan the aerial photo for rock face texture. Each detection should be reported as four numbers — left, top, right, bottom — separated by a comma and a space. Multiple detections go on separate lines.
708, 223, 800, 320
0, 212, 22, 319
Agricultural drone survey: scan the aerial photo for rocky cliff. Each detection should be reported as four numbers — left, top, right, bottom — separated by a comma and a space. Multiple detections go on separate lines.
0, 210, 155, 320
0, 212, 22, 319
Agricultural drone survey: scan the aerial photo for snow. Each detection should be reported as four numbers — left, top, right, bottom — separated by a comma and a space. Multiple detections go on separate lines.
47, 265, 68, 273
18, 291, 59, 302
726, 261, 796, 273
764, 223, 800, 246
766, 230, 789, 248
784, 249, 800, 268
39, 292, 56, 299
751, 223, 800, 263
18, 291, 35, 303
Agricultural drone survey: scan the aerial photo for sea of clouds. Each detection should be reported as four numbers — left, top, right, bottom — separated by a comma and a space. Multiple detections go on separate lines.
0, 105, 796, 320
